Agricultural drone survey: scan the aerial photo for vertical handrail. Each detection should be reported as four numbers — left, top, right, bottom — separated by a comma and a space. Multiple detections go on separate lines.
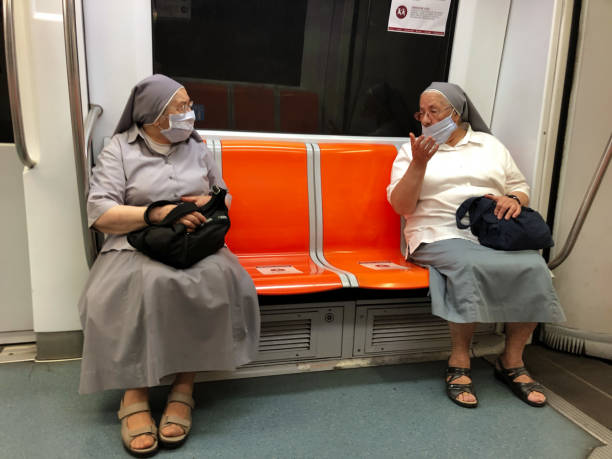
548, 132, 612, 269
83, 105, 103, 266
62, 0, 100, 267
84, 105, 103, 191
3, 0, 36, 168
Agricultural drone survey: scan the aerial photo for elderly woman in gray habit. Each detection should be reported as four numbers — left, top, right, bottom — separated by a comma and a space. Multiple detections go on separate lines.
387, 82, 565, 409
78, 74, 260, 456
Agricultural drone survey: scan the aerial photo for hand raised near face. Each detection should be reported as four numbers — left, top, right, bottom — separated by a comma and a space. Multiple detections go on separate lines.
410, 133, 439, 166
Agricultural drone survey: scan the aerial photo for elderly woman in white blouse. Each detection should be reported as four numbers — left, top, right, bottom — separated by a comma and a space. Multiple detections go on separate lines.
387, 82, 565, 409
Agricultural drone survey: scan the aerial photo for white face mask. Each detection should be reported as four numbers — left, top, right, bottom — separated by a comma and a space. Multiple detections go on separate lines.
160, 110, 195, 143
421, 113, 457, 145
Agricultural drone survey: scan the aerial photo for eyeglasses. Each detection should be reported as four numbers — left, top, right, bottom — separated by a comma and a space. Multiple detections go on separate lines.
414, 105, 454, 122
173, 100, 194, 113
162, 100, 194, 118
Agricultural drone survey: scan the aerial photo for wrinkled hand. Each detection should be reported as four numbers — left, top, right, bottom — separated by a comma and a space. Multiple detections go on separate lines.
177, 210, 206, 232
180, 196, 212, 232
148, 204, 176, 224
410, 133, 439, 166
181, 195, 212, 207
485, 194, 522, 220
148, 203, 206, 233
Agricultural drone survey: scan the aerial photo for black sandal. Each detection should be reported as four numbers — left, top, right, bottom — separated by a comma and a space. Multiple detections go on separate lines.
445, 366, 478, 408
494, 358, 547, 407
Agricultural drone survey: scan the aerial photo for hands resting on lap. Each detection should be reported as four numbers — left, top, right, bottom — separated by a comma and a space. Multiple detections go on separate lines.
148, 195, 212, 232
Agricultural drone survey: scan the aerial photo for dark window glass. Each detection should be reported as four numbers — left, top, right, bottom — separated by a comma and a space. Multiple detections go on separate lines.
0, 8, 15, 143
152, 0, 458, 137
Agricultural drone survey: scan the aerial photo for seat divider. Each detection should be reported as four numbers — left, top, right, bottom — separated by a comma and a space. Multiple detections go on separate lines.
214, 139, 222, 173
309, 143, 359, 287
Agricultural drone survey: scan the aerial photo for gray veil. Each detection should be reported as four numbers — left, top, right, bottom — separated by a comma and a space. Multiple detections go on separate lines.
114, 74, 201, 141
423, 82, 491, 134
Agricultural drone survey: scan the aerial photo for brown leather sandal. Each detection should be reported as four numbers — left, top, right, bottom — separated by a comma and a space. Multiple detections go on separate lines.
159, 391, 195, 448
117, 399, 159, 457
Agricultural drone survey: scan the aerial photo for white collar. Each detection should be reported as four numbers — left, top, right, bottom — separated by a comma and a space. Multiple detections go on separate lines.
137, 126, 172, 156
437, 123, 484, 150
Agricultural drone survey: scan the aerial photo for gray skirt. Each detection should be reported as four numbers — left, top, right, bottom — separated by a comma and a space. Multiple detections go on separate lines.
78, 247, 260, 394
409, 238, 566, 324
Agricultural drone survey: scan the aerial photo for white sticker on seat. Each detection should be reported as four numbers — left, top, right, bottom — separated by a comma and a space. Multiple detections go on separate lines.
256, 265, 303, 275
359, 261, 410, 270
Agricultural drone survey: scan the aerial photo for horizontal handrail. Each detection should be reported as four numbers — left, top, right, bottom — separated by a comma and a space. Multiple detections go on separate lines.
3, 0, 36, 168
548, 132, 612, 269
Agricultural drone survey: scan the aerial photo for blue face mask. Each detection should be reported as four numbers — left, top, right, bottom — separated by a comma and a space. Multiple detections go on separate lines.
422, 114, 457, 145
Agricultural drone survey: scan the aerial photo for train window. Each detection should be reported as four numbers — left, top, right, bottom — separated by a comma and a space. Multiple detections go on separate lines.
0, 8, 15, 143
152, 0, 458, 137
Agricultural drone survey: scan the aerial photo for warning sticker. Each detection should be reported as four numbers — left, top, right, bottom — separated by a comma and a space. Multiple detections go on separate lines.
359, 261, 410, 270
387, 0, 451, 36
256, 265, 303, 275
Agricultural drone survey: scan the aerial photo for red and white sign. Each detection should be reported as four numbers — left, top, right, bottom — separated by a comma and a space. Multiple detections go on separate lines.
256, 265, 303, 275
387, 0, 451, 36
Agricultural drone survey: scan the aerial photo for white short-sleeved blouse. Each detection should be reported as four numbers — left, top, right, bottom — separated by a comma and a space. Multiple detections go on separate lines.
386, 125, 530, 255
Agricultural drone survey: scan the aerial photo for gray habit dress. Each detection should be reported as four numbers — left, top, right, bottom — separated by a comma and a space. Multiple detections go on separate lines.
78, 124, 260, 394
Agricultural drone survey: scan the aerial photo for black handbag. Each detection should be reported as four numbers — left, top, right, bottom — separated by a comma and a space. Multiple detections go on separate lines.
127, 186, 230, 268
455, 196, 554, 251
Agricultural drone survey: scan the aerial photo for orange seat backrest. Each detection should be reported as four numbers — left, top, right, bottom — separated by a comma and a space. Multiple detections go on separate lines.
221, 141, 310, 254
319, 143, 399, 252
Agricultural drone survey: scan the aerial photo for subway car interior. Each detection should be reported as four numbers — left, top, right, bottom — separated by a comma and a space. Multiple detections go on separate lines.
0, 0, 611, 457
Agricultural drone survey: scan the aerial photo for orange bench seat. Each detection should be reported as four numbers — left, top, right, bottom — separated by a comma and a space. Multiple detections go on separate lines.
221, 141, 344, 295
318, 143, 429, 289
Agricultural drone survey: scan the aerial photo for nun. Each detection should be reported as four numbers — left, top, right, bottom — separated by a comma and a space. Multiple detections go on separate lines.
387, 82, 565, 409
79, 74, 260, 455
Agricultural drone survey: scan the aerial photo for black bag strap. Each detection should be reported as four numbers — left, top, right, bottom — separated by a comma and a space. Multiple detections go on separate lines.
159, 202, 199, 226
456, 195, 497, 230
144, 187, 228, 227
144, 200, 197, 227
455, 196, 481, 229
198, 186, 227, 214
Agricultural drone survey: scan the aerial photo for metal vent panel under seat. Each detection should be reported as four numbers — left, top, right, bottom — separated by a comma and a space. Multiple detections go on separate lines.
354, 303, 495, 356
253, 306, 344, 363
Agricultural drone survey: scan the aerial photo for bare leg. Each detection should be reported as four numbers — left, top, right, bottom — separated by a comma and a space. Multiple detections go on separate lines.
498, 322, 546, 404
161, 372, 196, 437
447, 322, 477, 403
122, 388, 156, 450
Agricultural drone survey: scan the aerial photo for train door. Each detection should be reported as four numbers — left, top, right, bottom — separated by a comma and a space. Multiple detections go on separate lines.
542, 0, 612, 359
0, 5, 33, 345
1, 0, 89, 356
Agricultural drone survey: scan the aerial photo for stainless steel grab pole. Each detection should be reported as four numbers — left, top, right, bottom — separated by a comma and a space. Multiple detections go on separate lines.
63, 0, 101, 267
83, 105, 103, 266
548, 133, 612, 270
3, 0, 36, 168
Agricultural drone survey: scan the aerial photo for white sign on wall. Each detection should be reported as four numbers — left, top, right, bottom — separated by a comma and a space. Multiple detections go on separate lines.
388, 0, 452, 36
